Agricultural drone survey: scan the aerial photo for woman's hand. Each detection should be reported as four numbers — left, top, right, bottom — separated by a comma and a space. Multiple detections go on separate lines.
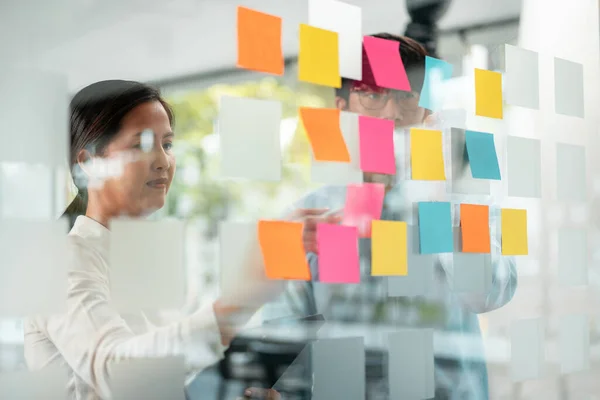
238, 388, 281, 399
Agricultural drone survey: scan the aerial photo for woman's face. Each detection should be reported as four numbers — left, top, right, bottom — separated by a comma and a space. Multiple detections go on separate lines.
84, 100, 176, 217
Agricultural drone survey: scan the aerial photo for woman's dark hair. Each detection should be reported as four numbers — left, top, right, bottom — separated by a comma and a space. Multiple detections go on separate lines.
62, 80, 174, 227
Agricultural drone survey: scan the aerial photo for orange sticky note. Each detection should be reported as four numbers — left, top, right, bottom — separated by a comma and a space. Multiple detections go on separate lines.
257, 220, 311, 280
460, 204, 491, 253
237, 6, 284, 75
299, 107, 350, 162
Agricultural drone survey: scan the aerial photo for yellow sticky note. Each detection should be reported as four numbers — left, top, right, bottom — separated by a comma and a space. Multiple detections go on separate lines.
475, 68, 503, 119
298, 24, 341, 88
410, 128, 446, 180
501, 208, 528, 255
371, 220, 408, 276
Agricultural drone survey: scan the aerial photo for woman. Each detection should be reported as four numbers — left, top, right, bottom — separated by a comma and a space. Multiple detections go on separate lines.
24, 80, 277, 399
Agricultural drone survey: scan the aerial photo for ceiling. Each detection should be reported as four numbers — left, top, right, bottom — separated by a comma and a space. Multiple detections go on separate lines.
0, 0, 522, 91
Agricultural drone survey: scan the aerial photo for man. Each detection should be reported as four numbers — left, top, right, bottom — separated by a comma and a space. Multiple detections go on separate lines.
255, 33, 517, 400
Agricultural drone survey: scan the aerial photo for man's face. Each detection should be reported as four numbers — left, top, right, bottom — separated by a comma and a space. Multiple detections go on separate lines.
336, 82, 429, 186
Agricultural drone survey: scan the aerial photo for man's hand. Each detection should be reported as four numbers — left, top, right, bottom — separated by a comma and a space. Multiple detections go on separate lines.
289, 208, 342, 254
239, 388, 281, 399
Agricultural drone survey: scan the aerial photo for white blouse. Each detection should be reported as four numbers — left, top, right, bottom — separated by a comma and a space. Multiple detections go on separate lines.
24, 216, 226, 399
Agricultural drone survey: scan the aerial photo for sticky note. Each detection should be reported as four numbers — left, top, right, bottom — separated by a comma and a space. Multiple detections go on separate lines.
501, 208, 528, 255
464, 130, 500, 180
410, 128, 446, 180
363, 35, 411, 91
0, 219, 67, 317
371, 220, 407, 276
0, 368, 67, 399
450, 128, 490, 195
474, 68, 503, 119
460, 204, 490, 253
0, 67, 68, 166
452, 253, 492, 294
507, 136, 541, 198
0, 164, 54, 219
554, 57, 584, 118
419, 56, 453, 111
236, 6, 284, 75
505, 45, 540, 110
311, 111, 363, 184
558, 228, 588, 286
308, 0, 362, 80
219, 221, 279, 307
312, 337, 365, 399
511, 318, 544, 381
298, 24, 341, 88
388, 225, 434, 297
559, 314, 590, 374
388, 329, 434, 399
418, 202, 453, 254
317, 223, 360, 283
342, 183, 385, 238
358, 115, 395, 174
110, 357, 186, 400
257, 220, 311, 280
557, 143, 586, 202
110, 219, 185, 312
219, 96, 282, 181
299, 107, 350, 162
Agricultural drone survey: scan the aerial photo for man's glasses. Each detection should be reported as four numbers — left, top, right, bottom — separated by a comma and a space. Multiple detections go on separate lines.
350, 87, 421, 112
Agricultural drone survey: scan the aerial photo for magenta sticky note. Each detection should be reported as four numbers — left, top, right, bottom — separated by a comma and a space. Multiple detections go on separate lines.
342, 183, 385, 238
359, 115, 396, 174
317, 223, 360, 284
363, 36, 411, 91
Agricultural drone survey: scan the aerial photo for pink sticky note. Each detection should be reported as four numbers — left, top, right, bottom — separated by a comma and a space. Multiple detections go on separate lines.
342, 183, 385, 238
363, 36, 411, 91
359, 115, 396, 174
317, 223, 360, 284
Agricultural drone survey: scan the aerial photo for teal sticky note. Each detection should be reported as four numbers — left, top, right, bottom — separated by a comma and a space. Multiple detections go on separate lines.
418, 56, 453, 111
465, 130, 501, 180
418, 202, 453, 254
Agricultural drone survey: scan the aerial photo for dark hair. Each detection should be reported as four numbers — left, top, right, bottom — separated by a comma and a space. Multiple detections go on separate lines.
62, 80, 174, 226
336, 33, 428, 99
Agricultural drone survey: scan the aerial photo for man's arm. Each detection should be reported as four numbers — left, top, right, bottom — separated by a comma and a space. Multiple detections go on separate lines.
439, 209, 518, 314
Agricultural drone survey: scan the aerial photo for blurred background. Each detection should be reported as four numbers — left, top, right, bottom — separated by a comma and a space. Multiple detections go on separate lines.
1, 0, 600, 399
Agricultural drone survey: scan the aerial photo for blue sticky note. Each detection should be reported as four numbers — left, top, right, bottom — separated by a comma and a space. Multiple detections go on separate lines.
418, 56, 453, 111
418, 202, 453, 254
465, 130, 501, 180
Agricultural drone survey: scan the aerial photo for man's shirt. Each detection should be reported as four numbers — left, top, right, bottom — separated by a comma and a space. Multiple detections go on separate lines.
263, 184, 517, 399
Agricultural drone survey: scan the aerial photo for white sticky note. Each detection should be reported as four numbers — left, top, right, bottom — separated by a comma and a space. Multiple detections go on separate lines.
109, 357, 185, 400
0, 67, 68, 166
450, 128, 490, 195
219, 221, 277, 307
558, 228, 588, 286
219, 96, 282, 181
388, 329, 434, 399
505, 45, 540, 110
109, 219, 185, 312
311, 111, 363, 184
0, 219, 67, 317
0, 163, 54, 219
0, 368, 67, 399
452, 253, 493, 294
507, 136, 541, 198
312, 337, 365, 400
387, 225, 434, 297
511, 318, 544, 381
554, 57, 584, 118
556, 143, 586, 202
559, 314, 589, 374
308, 0, 362, 80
